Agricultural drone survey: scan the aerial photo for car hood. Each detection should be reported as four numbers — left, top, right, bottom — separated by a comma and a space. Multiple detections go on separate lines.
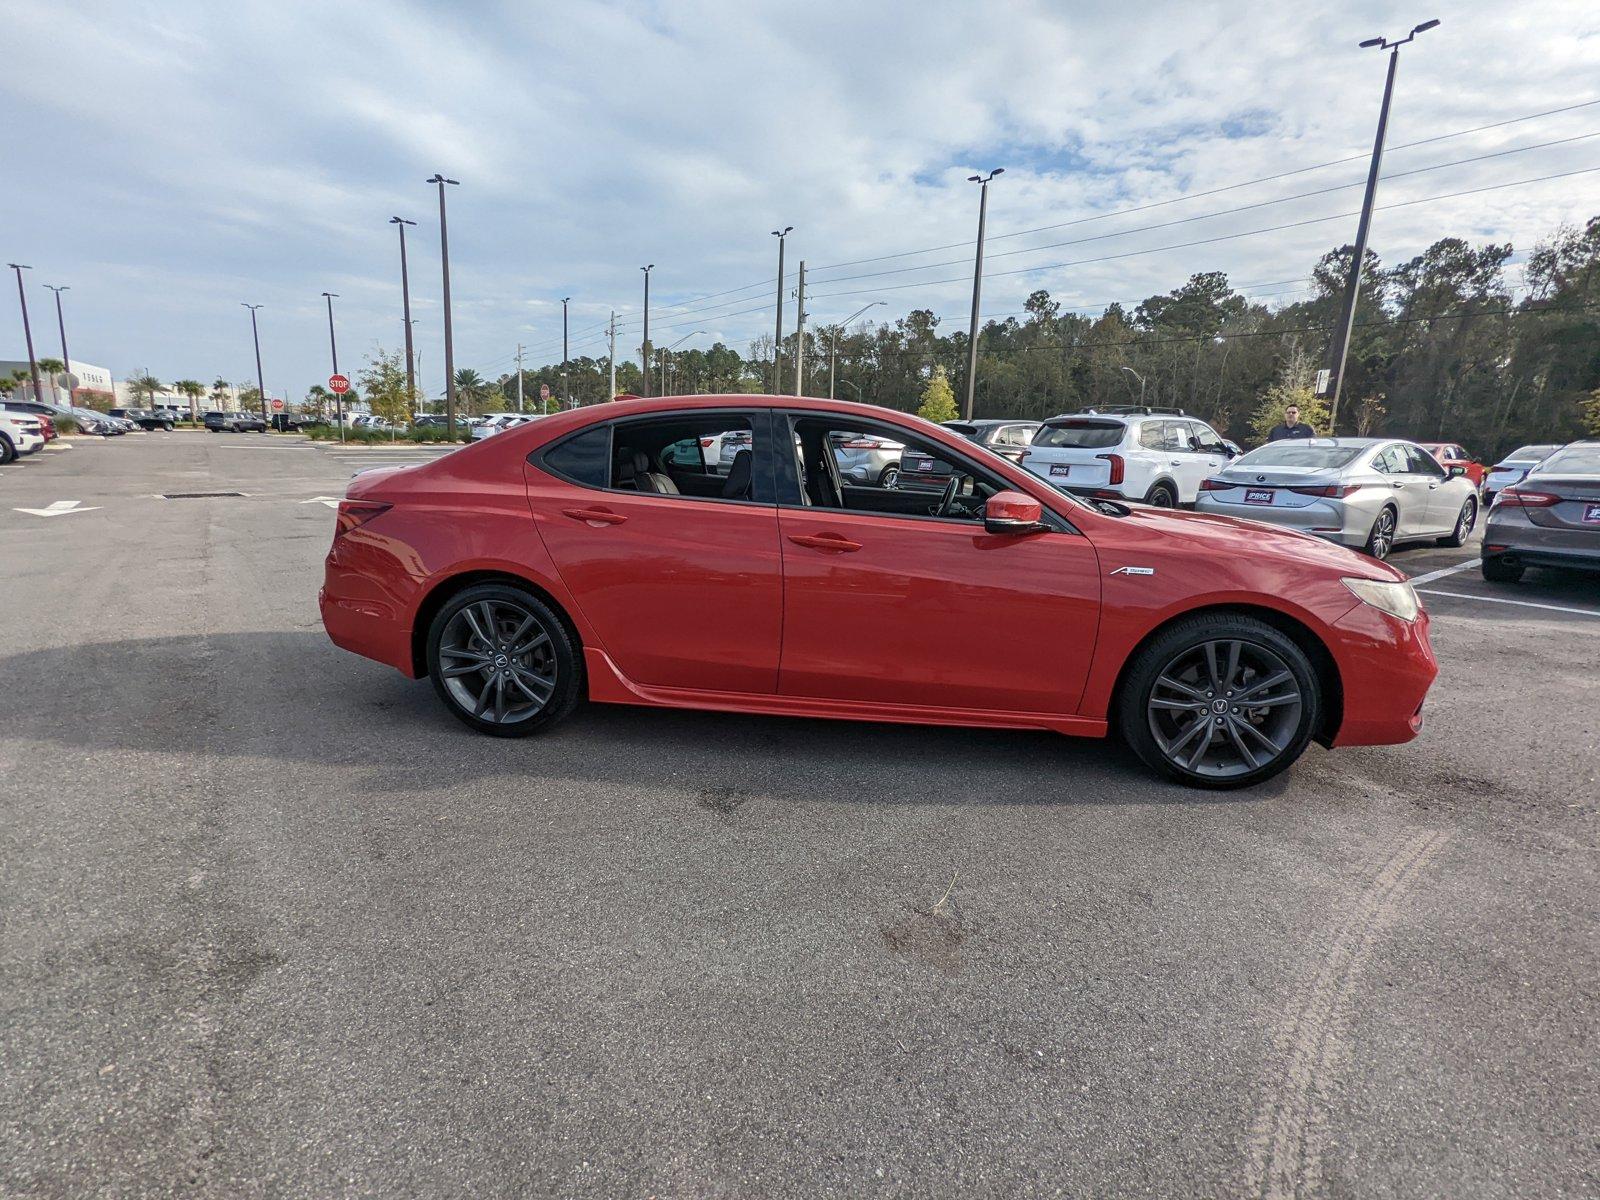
1105, 504, 1405, 582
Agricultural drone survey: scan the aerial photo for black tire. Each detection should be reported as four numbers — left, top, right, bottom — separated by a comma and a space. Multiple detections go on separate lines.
426, 583, 582, 738
1438, 496, 1477, 548
0, 433, 15, 465
1364, 506, 1397, 559
878, 464, 900, 488
164, 422, 175, 432
1145, 482, 1177, 508
1118, 614, 1321, 789
1481, 555, 1524, 584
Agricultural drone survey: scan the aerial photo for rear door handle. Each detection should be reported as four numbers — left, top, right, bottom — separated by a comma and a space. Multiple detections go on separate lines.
788, 532, 862, 553
563, 507, 628, 526
1392, 482, 1406, 489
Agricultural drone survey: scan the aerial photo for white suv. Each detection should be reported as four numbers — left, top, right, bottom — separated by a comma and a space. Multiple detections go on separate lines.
1023, 408, 1235, 507
0, 409, 45, 464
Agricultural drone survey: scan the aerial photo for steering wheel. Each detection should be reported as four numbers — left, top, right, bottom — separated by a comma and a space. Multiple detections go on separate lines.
934, 474, 961, 518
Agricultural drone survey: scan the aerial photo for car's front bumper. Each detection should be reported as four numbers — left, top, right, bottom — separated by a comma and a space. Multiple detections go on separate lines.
1327, 603, 1438, 747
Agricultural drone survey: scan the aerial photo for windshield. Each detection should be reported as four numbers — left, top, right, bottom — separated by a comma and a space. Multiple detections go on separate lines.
1233, 442, 1364, 469
1033, 419, 1124, 449
1536, 444, 1600, 474
1502, 445, 1559, 463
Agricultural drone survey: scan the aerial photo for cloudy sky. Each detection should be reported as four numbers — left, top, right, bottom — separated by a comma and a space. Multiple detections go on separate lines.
4, 0, 1598, 398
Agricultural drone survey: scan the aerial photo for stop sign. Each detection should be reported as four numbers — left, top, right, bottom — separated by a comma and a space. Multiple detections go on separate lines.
271, 398, 284, 412
328, 374, 351, 395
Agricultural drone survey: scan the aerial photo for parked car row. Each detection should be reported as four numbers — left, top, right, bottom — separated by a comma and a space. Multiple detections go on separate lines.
0, 398, 145, 441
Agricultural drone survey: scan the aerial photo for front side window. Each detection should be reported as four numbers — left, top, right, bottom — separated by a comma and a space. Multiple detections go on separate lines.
1191, 423, 1228, 453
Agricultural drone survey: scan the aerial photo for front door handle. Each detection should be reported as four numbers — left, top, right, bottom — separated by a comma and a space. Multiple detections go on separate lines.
563, 507, 628, 526
788, 532, 862, 553
1170, 459, 1182, 466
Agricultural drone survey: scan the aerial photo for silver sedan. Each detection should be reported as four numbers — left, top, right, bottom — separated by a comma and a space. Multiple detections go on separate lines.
1195, 437, 1480, 559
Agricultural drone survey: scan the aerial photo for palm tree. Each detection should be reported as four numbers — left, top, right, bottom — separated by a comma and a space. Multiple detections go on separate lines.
453, 368, 489, 418
173, 379, 205, 421
210, 378, 231, 412
129, 373, 162, 406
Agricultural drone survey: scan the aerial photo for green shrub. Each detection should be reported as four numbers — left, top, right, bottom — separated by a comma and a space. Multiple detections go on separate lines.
53, 415, 80, 435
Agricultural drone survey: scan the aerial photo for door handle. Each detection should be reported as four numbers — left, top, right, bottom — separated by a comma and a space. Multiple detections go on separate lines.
1170, 459, 1182, 466
1392, 482, 1405, 489
788, 532, 862, 553
563, 507, 627, 526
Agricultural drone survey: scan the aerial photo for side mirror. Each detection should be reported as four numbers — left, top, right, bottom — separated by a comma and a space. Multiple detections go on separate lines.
1447, 465, 1467, 479
984, 490, 1046, 535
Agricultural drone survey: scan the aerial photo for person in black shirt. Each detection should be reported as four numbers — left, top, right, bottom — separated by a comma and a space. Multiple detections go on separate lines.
1268, 404, 1317, 441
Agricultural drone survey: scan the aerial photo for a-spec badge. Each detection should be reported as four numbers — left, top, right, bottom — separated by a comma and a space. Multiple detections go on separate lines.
1109, 566, 1156, 576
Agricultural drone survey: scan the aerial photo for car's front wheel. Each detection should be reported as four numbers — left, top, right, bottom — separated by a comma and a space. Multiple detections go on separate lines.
426, 583, 582, 737
0, 434, 15, 465
1118, 614, 1321, 789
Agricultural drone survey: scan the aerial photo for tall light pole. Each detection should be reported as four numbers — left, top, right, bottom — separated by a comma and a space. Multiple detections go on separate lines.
1120, 365, 1147, 406
427, 174, 460, 438
390, 216, 417, 414
8, 264, 42, 407
640, 265, 654, 396
828, 301, 886, 399
771, 226, 792, 394
43, 284, 70, 404
241, 303, 267, 423
322, 292, 344, 440
962, 168, 1003, 420
1323, 18, 1439, 435
561, 296, 571, 408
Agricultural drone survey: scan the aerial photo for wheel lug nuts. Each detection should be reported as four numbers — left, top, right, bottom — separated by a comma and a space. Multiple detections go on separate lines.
1232, 707, 1240, 714
1215, 717, 1224, 725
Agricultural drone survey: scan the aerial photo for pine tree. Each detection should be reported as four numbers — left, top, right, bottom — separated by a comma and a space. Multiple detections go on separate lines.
916, 366, 958, 423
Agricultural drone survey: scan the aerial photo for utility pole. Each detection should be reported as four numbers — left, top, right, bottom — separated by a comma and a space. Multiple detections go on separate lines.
44, 284, 70, 404
322, 291, 344, 441
827, 301, 886, 400
794, 261, 807, 395
608, 311, 617, 401
561, 296, 571, 409
962, 168, 1003, 420
1323, 19, 1439, 435
390, 216, 418, 416
427, 174, 460, 439
640, 265, 653, 396
515, 343, 525, 413
7, 264, 42, 407
241, 303, 267, 424
771, 226, 792, 393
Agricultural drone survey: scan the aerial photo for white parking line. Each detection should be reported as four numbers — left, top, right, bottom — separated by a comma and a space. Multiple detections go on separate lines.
1418, 589, 1600, 618
1408, 558, 1481, 586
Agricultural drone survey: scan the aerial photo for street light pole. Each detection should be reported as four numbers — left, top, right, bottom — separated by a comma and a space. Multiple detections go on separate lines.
7, 264, 43, 407
827, 300, 886, 400
640, 265, 653, 396
44, 284, 70, 405
322, 291, 344, 440
771, 226, 792, 393
794, 261, 807, 395
241, 303, 267, 424
390, 216, 418, 417
427, 174, 460, 439
561, 296, 571, 409
1323, 18, 1439, 435
962, 168, 1003, 420
1120, 365, 1147, 406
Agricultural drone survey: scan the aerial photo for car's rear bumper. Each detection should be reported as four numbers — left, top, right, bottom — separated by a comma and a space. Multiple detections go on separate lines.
1194, 495, 1367, 546
1327, 603, 1438, 747
320, 555, 418, 677
1484, 510, 1600, 572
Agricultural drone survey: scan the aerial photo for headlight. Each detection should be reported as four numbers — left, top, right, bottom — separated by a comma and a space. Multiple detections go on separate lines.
1341, 577, 1420, 623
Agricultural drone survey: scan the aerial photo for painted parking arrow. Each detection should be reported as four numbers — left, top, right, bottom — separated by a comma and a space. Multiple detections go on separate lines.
300, 495, 342, 508
13, 500, 102, 518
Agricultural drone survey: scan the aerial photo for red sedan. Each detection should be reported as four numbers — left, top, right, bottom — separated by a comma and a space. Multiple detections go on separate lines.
1418, 442, 1486, 492
320, 395, 1437, 788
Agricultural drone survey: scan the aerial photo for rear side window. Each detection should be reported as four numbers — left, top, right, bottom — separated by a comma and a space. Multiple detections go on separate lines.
1034, 419, 1124, 449
541, 425, 610, 488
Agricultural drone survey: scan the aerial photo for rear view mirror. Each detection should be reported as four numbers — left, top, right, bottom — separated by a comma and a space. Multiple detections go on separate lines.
984, 490, 1046, 535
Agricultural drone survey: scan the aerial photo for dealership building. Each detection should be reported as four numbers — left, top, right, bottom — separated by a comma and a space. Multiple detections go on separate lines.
0, 358, 115, 406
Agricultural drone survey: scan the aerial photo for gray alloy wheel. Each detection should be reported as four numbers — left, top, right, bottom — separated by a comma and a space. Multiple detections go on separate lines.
1119, 615, 1320, 788
879, 465, 900, 489
1439, 496, 1477, 547
426, 583, 581, 737
1146, 483, 1177, 508
1365, 507, 1396, 559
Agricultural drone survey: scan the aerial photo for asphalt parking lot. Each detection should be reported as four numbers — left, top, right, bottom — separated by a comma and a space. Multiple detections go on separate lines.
2, 434, 1597, 1199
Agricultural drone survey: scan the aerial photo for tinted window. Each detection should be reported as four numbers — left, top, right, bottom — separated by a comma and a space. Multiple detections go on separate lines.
1034, 419, 1124, 449
1238, 442, 1366, 469
541, 425, 610, 487
1538, 444, 1600, 474
1404, 445, 1446, 477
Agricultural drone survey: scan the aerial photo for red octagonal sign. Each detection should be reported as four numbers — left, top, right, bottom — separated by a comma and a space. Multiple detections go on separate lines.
328, 374, 351, 394
271, 398, 285, 411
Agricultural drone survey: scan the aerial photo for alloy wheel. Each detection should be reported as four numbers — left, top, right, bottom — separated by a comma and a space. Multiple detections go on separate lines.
1146, 639, 1304, 780
437, 598, 558, 725
1368, 509, 1395, 559
1456, 498, 1476, 540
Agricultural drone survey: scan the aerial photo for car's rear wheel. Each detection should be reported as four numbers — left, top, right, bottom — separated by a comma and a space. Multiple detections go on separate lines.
426, 583, 582, 737
1481, 555, 1524, 584
1364, 507, 1396, 559
0, 434, 15, 465
879, 465, 900, 489
1438, 496, 1477, 547
1145, 482, 1177, 508
1119, 615, 1321, 789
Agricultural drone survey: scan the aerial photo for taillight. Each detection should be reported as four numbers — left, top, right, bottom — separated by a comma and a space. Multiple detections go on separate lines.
838, 438, 881, 449
1096, 453, 1125, 485
1497, 488, 1560, 507
1289, 484, 1360, 498
335, 499, 391, 536
699, 437, 716, 447
1199, 478, 1234, 492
